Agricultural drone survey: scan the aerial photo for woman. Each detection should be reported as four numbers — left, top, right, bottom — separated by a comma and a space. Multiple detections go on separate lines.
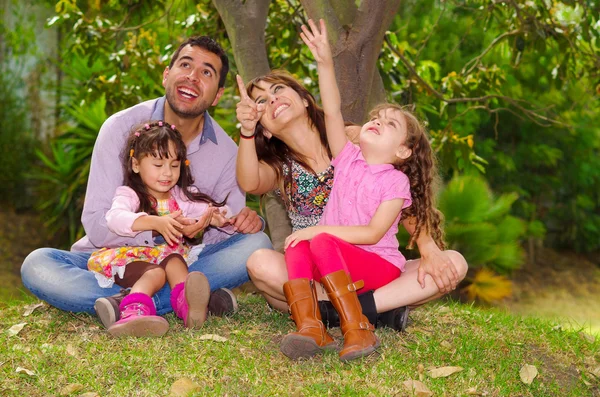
235, 71, 467, 330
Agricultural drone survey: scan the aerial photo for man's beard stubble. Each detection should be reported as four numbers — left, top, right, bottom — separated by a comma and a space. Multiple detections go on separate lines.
165, 86, 211, 119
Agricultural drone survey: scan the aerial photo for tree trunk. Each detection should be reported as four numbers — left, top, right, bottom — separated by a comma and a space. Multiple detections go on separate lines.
213, 0, 400, 249
211, 0, 272, 80
300, 0, 400, 123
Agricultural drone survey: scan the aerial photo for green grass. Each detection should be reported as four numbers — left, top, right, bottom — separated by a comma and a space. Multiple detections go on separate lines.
1, 294, 599, 397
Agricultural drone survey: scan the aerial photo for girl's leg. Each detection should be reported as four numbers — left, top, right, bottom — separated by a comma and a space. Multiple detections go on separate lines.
279, 241, 334, 360
310, 234, 382, 361
130, 267, 167, 296
372, 250, 468, 312
164, 254, 210, 329
109, 263, 169, 337
309, 233, 400, 292
164, 254, 188, 288
284, 241, 320, 280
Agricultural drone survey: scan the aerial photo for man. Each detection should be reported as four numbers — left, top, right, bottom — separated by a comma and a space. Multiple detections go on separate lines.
20, 36, 272, 326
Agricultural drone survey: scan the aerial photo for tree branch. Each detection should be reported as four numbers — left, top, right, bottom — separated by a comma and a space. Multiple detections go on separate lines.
109, 1, 176, 32
385, 35, 567, 127
461, 29, 521, 76
415, 2, 447, 62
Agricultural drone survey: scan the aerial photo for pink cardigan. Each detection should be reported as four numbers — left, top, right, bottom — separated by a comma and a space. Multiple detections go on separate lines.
106, 185, 234, 238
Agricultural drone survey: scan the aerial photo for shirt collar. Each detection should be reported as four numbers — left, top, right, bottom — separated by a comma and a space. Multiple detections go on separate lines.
354, 150, 395, 174
151, 96, 218, 146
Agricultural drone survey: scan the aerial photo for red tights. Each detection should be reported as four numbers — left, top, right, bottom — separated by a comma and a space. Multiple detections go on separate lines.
285, 233, 401, 293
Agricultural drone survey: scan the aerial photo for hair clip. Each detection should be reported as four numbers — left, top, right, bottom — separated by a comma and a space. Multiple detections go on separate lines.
171, 124, 176, 130
129, 149, 135, 158
134, 131, 140, 137
144, 124, 150, 130
185, 159, 190, 166
158, 121, 163, 126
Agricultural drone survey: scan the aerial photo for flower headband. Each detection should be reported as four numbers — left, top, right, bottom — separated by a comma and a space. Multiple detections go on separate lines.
129, 121, 179, 159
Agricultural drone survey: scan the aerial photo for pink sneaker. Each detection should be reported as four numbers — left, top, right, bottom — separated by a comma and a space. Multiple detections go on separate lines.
108, 293, 169, 337
171, 272, 210, 329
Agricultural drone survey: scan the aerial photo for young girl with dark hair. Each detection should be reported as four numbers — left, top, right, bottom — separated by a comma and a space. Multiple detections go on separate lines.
88, 121, 233, 337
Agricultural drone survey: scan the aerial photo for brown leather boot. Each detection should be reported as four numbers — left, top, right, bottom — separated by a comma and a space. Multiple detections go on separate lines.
321, 270, 380, 361
280, 278, 336, 359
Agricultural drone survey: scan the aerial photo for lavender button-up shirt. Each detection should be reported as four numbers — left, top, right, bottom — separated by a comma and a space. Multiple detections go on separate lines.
71, 96, 245, 252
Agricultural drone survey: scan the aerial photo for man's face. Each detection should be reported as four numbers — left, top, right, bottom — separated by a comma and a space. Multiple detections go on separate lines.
163, 45, 224, 119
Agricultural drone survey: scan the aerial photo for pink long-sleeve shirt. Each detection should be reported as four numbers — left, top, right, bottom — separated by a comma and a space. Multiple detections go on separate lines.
105, 185, 235, 238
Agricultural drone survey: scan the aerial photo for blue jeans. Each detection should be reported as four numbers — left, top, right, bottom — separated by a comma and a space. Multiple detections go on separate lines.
20, 232, 272, 315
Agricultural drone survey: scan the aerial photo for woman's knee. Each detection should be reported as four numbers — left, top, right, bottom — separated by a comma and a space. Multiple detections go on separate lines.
247, 248, 283, 281
446, 250, 468, 281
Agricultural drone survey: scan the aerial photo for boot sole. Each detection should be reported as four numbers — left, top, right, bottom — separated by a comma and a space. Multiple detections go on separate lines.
280, 334, 336, 360
185, 272, 210, 329
339, 335, 381, 362
108, 316, 169, 338
94, 298, 117, 329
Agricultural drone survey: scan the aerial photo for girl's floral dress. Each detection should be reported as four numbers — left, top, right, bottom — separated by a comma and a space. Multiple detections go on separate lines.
88, 196, 188, 288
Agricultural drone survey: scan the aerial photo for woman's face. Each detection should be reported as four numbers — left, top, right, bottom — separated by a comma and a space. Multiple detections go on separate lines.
250, 80, 309, 136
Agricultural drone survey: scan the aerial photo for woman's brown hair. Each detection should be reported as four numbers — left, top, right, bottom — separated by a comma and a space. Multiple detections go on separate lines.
245, 70, 331, 207
369, 104, 446, 250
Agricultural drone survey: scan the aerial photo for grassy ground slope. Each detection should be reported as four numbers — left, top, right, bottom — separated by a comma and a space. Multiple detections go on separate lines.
2, 294, 599, 397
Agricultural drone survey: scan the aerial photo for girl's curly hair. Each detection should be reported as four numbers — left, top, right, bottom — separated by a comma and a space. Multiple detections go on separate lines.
369, 104, 446, 250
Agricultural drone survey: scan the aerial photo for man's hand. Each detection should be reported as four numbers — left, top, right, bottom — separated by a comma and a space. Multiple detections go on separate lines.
229, 207, 262, 234
179, 207, 216, 239
210, 208, 232, 228
417, 243, 460, 294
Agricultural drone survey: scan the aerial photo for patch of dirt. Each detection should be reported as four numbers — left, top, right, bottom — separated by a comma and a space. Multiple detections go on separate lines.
504, 246, 600, 334
0, 209, 50, 298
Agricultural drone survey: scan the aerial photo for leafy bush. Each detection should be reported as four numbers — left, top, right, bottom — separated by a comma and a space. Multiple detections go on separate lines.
29, 95, 107, 246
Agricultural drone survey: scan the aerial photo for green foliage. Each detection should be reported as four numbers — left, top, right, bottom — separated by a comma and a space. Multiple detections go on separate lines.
439, 175, 526, 274
8, 0, 600, 255
382, 0, 600, 252
0, 1, 42, 209
29, 95, 107, 245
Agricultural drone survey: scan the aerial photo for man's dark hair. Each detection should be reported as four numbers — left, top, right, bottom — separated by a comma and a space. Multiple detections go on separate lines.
169, 36, 229, 88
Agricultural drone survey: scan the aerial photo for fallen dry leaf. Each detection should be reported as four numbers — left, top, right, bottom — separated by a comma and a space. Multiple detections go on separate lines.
198, 334, 228, 342
427, 366, 464, 378
519, 364, 538, 384
16, 367, 35, 376
79, 393, 99, 397
60, 383, 84, 395
579, 332, 596, 344
7, 323, 27, 337
23, 302, 44, 317
588, 366, 600, 379
402, 379, 433, 397
66, 344, 77, 357
465, 387, 482, 395
169, 377, 201, 397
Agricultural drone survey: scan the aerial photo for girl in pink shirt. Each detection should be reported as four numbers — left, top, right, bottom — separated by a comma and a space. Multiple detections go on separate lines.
87, 121, 233, 337
278, 20, 445, 362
